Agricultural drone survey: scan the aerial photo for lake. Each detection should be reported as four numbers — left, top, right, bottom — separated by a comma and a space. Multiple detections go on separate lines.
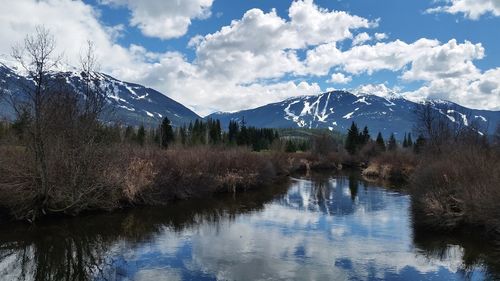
0, 171, 498, 281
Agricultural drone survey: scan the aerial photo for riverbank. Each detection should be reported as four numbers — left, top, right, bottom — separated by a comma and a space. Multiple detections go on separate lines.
0, 145, 351, 223
357, 145, 500, 240
0, 145, 291, 223
2, 141, 500, 244
409, 145, 500, 239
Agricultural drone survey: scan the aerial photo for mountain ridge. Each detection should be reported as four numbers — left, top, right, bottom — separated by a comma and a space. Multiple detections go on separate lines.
208, 90, 500, 138
0, 63, 200, 127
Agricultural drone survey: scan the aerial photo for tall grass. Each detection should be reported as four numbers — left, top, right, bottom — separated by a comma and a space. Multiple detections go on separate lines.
0, 145, 288, 222
410, 145, 500, 237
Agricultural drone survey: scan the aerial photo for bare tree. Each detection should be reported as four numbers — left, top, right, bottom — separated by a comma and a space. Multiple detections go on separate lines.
5, 28, 117, 219
11, 26, 62, 210
414, 101, 490, 153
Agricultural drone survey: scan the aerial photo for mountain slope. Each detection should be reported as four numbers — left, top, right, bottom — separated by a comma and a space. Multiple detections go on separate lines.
209, 91, 500, 138
0, 63, 199, 126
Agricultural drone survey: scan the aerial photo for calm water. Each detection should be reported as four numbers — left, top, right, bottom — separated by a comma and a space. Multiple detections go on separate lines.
0, 172, 499, 281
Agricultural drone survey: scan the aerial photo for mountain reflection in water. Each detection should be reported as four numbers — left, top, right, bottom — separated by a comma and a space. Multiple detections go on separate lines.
0, 171, 498, 281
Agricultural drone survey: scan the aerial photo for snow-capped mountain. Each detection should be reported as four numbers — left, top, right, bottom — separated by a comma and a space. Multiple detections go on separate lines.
209, 91, 500, 138
0, 63, 200, 126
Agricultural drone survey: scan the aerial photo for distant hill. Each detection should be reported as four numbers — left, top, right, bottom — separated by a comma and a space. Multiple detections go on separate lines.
209, 90, 500, 138
0, 63, 200, 127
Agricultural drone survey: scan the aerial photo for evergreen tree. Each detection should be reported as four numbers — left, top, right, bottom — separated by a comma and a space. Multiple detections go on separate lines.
137, 125, 146, 146
237, 117, 249, 146
402, 133, 408, 148
387, 133, 397, 151
179, 126, 187, 145
208, 118, 221, 144
407, 133, 413, 147
361, 126, 370, 145
345, 122, 360, 155
414, 135, 426, 154
285, 140, 297, 152
160, 117, 175, 148
376, 132, 386, 152
228, 120, 239, 144
124, 125, 135, 142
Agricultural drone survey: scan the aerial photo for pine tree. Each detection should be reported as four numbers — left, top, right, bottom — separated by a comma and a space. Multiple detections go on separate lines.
402, 133, 408, 148
124, 125, 135, 142
179, 126, 187, 145
237, 117, 249, 146
376, 132, 386, 152
137, 125, 146, 146
285, 140, 297, 152
407, 133, 413, 148
160, 117, 175, 149
361, 126, 370, 145
388, 133, 397, 151
228, 120, 239, 144
345, 122, 360, 155
414, 135, 426, 154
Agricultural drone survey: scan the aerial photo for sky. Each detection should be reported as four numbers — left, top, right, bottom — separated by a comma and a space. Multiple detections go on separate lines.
0, 0, 499, 116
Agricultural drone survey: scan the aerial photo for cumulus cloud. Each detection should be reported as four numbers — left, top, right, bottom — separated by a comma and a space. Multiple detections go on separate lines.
355, 83, 400, 99
352, 32, 371, 46
0, 0, 136, 73
404, 68, 500, 110
401, 39, 484, 81
304, 38, 484, 80
329, 73, 352, 84
374, 33, 388, 41
190, 1, 376, 83
100, 0, 214, 39
426, 0, 500, 20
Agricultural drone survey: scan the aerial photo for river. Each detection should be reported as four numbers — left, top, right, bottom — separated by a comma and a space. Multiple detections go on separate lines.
0, 171, 498, 280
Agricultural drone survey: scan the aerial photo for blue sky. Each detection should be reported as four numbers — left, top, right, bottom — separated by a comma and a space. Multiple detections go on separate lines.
1, 0, 499, 115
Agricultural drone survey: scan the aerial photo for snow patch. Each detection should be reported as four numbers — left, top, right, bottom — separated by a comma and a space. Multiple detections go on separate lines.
474, 115, 487, 122
343, 108, 359, 119
353, 97, 371, 105
118, 105, 135, 112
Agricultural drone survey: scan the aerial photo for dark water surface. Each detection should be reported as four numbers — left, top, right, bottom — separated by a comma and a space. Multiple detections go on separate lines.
1, 172, 499, 281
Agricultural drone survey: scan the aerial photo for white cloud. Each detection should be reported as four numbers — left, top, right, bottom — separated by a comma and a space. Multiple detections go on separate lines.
355, 83, 400, 99
401, 39, 484, 81
190, 1, 376, 83
304, 39, 484, 81
426, 0, 500, 20
329, 73, 352, 84
100, 0, 214, 39
404, 68, 500, 110
374, 32, 388, 41
352, 32, 371, 46
0, 0, 135, 73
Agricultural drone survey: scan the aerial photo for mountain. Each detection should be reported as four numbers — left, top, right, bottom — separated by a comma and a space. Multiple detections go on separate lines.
209, 91, 500, 138
0, 63, 200, 126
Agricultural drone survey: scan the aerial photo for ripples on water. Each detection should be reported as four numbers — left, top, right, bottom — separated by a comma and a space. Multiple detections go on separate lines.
0, 171, 498, 281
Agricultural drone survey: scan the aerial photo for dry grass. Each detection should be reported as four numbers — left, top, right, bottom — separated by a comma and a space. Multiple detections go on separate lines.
0, 145, 288, 222
410, 146, 500, 236
362, 150, 416, 182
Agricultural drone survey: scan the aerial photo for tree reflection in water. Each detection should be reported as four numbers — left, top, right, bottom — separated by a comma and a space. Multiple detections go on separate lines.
0, 183, 289, 281
412, 212, 500, 281
1, 172, 500, 281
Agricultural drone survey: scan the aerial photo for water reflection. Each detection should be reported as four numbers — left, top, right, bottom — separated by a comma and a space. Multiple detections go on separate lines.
0, 172, 498, 281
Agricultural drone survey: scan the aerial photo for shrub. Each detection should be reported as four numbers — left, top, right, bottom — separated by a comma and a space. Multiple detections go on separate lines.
410, 145, 500, 235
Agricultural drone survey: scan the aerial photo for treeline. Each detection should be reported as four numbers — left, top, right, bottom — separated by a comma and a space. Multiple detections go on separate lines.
343, 122, 425, 157
85, 118, 281, 152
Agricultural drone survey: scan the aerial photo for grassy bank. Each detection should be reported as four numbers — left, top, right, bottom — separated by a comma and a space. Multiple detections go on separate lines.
410, 145, 500, 237
0, 145, 289, 222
